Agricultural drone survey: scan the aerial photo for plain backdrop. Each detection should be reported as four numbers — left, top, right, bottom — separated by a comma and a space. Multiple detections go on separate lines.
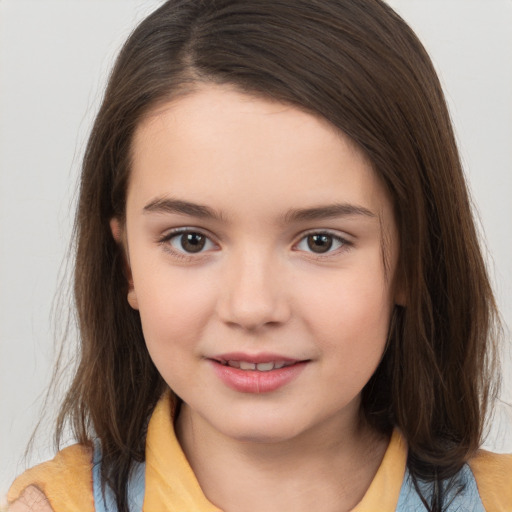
1, 0, 511, 501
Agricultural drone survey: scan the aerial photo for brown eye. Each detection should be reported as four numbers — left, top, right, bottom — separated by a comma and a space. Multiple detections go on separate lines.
166, 230, 215, 254
295, 232, 348, 255
307, 234, 333, 253
179, 232, 206, 253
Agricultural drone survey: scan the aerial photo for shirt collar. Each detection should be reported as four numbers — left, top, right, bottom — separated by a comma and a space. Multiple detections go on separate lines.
144, 392, 407, 511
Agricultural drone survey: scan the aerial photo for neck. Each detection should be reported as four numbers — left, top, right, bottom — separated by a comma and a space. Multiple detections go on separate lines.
175, 405, 389, 512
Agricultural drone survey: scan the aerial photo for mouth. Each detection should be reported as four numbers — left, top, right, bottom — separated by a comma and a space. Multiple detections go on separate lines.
208, 353, 309, 393
215, 360, 297, 372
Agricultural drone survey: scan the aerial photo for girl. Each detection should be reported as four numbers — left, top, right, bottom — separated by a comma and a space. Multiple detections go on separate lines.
8, 0, 511, 511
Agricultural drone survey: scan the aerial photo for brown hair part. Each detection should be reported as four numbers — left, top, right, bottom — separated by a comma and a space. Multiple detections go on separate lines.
56, 1, 500, 510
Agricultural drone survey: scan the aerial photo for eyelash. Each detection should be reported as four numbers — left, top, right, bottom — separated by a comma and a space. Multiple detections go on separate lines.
158, 228, 216, 261
158, 228, 352, 261
294, 230, 351, 259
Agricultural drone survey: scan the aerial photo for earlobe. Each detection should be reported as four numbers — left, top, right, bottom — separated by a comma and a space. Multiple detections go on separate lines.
393, 273, 406, 307
110, 217, 139, 311
110, 217, 123, 243
127, 286, 139, 310
394, 286, 406, 307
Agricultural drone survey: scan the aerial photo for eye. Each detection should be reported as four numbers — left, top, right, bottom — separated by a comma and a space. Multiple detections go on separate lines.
162, 229, 217, 254
295, 232, 348, 254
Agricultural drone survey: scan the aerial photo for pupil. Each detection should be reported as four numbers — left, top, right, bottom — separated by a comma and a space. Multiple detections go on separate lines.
308, 234, 332, 253
182, 233, 205, 253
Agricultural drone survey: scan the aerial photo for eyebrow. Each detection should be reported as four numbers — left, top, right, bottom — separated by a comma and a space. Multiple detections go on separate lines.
143, 197, 227, 221
283, 203, 376, 223
143, 197, 376, 223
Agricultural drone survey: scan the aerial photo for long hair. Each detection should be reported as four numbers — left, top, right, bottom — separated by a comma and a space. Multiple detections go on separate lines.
56, 1, 500, 510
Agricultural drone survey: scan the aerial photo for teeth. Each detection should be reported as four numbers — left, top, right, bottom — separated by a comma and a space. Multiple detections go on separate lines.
224, 360, 292, 371
256, 362, 274, 372
239, 361, 256, 370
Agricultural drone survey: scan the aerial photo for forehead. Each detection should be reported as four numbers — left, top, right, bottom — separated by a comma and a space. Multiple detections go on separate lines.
128, 85, 392, 224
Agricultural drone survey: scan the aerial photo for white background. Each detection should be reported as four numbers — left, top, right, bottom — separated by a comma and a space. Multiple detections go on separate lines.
1, 0, 511, 502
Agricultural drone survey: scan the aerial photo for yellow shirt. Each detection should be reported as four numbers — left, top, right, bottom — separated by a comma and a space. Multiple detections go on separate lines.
8, 393, 512, 511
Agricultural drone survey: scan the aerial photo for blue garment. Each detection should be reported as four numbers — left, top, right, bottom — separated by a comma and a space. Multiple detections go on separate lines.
92, 440, 145, 512
92, 442, 486, 511
396, 467, 485, 512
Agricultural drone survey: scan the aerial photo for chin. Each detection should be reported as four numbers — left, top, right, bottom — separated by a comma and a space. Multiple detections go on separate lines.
214, 415, 308, 445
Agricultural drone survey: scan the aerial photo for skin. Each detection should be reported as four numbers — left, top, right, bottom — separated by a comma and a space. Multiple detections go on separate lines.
113, 85, 402, 511
9, 486, 53, 512
12, 85, 400, 511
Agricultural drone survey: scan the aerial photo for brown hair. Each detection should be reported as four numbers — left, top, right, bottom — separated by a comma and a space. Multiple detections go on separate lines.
56, 1, 500, 510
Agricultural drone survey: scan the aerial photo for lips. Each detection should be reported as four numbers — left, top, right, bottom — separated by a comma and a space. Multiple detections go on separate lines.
219, 360, 294, 371
209, 352, 309, 393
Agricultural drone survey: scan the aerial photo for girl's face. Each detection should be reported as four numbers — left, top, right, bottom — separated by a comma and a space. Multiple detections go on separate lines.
121, 85, 400, 443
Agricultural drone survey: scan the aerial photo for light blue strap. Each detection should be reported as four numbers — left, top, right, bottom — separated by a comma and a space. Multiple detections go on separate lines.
92, 440, 109, 512
127, 461, 145, 511
396, 465, 486, 511
92, 440, 145, 512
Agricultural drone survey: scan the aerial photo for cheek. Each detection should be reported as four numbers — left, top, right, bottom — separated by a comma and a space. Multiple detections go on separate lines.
134, 273, 216, 393
298, 262, 393, 355
130, 261, 217, 353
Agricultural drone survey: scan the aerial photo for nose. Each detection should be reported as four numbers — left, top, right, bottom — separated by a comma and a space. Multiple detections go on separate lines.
216, 249, 291, 331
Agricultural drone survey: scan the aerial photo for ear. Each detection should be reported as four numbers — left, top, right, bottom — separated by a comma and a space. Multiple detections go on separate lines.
110, 218, 139, 310
110, 217, 123, 244
393, 274, 406, 307
394, 289, 406, 307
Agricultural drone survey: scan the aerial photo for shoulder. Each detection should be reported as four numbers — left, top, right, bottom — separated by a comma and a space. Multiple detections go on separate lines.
8, 444, 94, 512
469, 449, 512, 510
8, 486, 52, 512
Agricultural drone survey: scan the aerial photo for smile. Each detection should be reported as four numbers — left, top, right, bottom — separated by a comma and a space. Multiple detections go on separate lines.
220, 360, 294, 371
209, 354, 309, 393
